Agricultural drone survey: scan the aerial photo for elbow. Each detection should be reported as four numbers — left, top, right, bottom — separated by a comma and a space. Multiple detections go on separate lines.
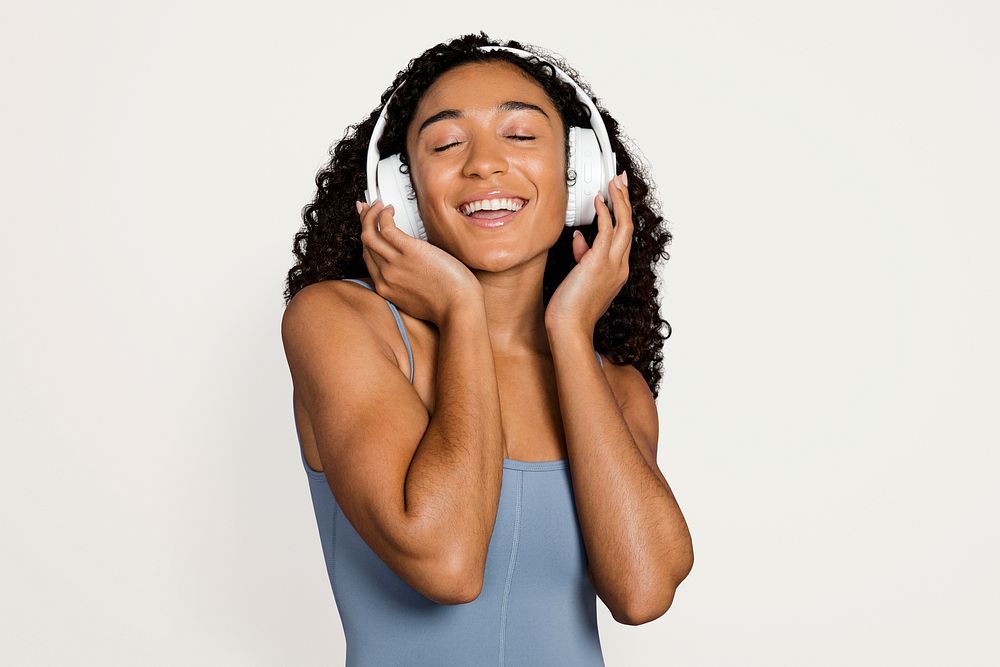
614, 558, 693, 626
423, 549, 486, 606
436, 570, 485, 606
613, 587, 676, 626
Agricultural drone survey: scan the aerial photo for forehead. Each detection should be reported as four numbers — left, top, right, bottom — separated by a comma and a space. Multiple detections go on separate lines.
408, 61, 556, 135
423, 60, 545, 100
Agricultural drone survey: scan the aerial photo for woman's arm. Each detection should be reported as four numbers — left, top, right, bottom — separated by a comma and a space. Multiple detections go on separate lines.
404, 297, 506, 596
546, 323, 694, 625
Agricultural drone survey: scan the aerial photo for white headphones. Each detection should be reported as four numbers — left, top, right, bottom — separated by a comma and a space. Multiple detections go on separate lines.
364, 45, 619, 241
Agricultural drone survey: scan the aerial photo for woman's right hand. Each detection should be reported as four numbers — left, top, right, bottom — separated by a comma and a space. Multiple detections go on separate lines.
357, 200, 482, 325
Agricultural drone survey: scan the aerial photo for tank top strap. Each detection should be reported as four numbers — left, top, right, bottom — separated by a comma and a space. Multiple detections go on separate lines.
339, 278, 414, 384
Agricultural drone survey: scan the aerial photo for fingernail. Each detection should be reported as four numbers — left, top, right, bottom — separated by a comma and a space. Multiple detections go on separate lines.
573, 230, 582, 239
355, 201, 364, 215
621, 170, 628, 188
597, 191, 605, 203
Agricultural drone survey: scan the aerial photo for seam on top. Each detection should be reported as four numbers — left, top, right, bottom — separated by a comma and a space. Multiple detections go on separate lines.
498, 469, 524, 666
502, 458, 568, 471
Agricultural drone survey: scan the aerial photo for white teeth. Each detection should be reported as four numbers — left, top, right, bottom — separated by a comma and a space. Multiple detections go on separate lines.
460, 198, 525, 215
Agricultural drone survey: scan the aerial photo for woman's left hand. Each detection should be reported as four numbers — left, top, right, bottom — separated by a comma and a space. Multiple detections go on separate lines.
544, 171, 633, 334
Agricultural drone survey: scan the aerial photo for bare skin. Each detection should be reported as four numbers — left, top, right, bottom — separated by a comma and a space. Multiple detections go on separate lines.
295, 279, 622, 472
291, 60, 693, 621
298, 59, 624, 466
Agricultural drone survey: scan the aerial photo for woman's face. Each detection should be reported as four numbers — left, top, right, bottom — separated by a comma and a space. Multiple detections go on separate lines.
404, 60, 568, 272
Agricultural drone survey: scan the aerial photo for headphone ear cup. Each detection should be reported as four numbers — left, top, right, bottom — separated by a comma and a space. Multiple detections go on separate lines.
565, 126, 606, 228
564, 128, 579, 228
375, 154, 427, 241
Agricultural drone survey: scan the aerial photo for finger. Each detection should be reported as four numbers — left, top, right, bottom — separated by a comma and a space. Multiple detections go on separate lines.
363, 235, 391, 265
364, 244, 386, 288
592, 189, 613, 256
609, 174, 634, 259
572, 229, 589, 263
357, 201, 391, 283
359, 200, 401, 261
375, 204, 407, 251
614, 171, 632, 211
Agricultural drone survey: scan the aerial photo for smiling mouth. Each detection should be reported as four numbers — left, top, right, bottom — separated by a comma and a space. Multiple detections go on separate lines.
457, 201, 529, 229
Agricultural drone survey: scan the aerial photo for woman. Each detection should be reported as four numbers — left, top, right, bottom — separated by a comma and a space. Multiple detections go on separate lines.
282, 32, 693, 666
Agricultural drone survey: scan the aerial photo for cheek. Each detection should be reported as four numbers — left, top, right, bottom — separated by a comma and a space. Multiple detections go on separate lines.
408, 167, 442, 212
539, 171, 569, 207
415, 165, 453, 199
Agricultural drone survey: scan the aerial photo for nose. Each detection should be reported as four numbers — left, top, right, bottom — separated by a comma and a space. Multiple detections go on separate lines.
461, 136, 509, 179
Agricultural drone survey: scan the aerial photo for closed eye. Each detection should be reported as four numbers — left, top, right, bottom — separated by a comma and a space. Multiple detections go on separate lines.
433, 136, 537, 153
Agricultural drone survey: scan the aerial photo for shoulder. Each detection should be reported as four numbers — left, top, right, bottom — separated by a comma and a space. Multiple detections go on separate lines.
282, 279, 397, 363
282, 280, 351, 339
284, 278, 389, 325
285, 278, 373, 310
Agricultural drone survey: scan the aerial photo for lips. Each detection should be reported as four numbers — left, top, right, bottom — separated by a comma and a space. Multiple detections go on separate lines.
456, 190, 529, 208
460, 200, 527, 229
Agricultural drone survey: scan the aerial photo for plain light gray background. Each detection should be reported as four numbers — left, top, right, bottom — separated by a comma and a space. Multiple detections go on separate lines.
3, 0, 997, 665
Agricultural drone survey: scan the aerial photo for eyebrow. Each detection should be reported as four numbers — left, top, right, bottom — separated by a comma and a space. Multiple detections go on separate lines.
417, 100, 550, 137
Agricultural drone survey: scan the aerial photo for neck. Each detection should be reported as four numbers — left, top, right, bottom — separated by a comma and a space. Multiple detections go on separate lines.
470, 258, 552, 359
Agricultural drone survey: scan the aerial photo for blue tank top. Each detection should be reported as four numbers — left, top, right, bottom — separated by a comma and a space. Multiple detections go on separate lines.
299, 277, 606, 666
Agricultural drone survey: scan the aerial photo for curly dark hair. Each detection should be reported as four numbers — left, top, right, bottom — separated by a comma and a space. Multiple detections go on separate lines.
283, 32, 673, 398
